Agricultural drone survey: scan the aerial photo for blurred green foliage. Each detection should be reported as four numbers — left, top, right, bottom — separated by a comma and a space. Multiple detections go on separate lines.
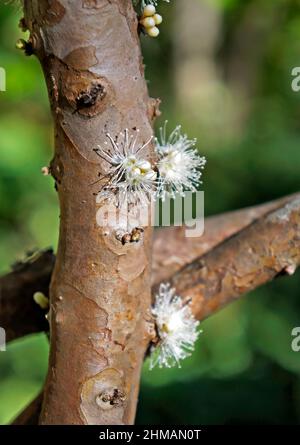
0, 0, 300, 425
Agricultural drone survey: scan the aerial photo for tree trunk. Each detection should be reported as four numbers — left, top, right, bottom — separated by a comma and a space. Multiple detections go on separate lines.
23, 0, 157, 425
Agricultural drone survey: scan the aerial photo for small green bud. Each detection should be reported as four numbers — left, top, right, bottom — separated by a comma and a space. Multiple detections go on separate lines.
33, 292, 49, 310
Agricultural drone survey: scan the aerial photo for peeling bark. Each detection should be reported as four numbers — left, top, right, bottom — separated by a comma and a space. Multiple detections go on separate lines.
152, 192, 300, 285
167, 196, 300, 321
23, 0, 156, 425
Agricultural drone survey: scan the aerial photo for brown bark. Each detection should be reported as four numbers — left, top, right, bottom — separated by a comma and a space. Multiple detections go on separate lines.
5, 0, 298, 429
2, 193, 299, 343
0, 249, 53, 342
23, 0, 156, 425
7, 193, 300, 425
166, 196, 300, 321
152, 192, 300, 285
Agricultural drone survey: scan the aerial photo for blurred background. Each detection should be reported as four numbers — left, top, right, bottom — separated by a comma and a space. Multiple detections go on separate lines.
1, 0, 300, 425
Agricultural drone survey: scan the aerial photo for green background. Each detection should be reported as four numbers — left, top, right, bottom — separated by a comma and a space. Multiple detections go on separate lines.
0, 0, 300, 425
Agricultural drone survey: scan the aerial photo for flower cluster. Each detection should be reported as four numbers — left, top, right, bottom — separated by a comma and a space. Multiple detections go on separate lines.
95, 124, 206, 208
150, 283, 201, 369
139, 5, 163, 38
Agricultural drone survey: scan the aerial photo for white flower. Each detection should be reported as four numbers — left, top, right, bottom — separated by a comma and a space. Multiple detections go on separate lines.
150, 283, 201, 369
155, 122, 206, 201
94, 129, 157, 208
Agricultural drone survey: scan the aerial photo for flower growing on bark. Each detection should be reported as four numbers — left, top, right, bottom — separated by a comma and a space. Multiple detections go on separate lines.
155, 122, 206, 201
150, 283, 201, 369
140, 4, 163, 38
94, 123, 207, 208
94, 129, 157, 208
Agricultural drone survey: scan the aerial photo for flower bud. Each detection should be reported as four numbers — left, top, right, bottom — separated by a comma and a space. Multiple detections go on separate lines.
143, 5, 156, 17
141, 17, 156, 28
153, 14, 163, 25
147, 26, 160, 38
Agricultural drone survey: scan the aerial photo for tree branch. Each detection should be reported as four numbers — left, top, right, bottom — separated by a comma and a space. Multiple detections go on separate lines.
1, 193, 298, 343
152, 192, 300, 285
166, 195, 300, 321
7, 193, 300, 424
0, 250, 54, 342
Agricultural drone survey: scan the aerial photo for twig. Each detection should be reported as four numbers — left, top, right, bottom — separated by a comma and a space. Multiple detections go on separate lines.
0, 249, 54, 342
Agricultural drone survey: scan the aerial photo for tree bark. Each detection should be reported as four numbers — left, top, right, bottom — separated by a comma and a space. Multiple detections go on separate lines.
166, 195, 300, 321
152, 192, 300, 285
23, 0, 156, 425
2, 192, 299, 343
7, 193, 300, 425
5, 0, 299, 428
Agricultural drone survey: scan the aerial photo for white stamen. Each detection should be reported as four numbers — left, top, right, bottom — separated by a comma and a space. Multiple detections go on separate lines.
155, 122, 206, 201
150, 283, 201, 369
95, 129, 156, 208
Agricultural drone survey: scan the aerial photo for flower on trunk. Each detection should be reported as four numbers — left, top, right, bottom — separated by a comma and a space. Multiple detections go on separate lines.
150, 283, 201, 369
94, 129, 157, 209
139, 4, 163, 38
155, 122, 206, 201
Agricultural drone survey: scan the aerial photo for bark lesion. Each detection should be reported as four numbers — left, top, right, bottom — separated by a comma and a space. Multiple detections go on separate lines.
76, 83, 106, 112
82, 0, 109, 11
30, 0, 66, 27
43, 55, 113, 118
